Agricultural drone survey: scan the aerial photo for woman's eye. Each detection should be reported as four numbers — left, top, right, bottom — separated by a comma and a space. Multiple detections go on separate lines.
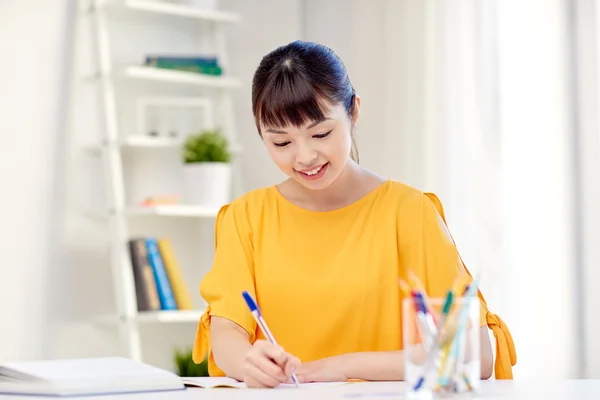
273, 141, 290, 147
314, 130, 332, 139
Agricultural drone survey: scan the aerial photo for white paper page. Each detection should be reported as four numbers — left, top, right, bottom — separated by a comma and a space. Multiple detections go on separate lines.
182, 377, 246, 388
183, 377, 348, 389
277, 382, 349, 389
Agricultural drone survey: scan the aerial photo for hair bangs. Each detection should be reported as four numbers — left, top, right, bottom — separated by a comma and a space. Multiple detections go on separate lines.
255, 67, 330, 132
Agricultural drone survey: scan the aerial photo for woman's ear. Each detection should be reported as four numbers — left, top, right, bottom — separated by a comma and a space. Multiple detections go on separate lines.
352, 94, 361, 127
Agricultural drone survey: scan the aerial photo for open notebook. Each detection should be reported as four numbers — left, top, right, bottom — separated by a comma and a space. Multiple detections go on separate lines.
0, 357, 186, 397
182, 377, 350, 389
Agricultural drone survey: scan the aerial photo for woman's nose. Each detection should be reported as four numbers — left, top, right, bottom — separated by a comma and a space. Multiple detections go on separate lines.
295, 143, 318, 166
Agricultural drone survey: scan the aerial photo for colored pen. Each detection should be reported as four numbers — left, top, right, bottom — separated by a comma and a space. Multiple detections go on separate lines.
437, 276, 480, 387
242, 291, 300, 388
416, 292, 438, 337
413, 289, 454, 391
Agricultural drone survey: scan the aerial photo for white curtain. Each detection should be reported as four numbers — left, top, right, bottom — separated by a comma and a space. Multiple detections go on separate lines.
574, 0, 600, 379
381, 0, 579, 379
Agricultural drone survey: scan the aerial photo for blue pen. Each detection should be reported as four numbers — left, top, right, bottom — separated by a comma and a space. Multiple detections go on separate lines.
242, 291, 300, 387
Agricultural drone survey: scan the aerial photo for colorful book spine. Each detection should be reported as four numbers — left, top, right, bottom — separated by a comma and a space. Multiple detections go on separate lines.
149, 62, 222, 76
145, 238, 177, 311
128, 238, 161, 311
158, 238, 194, 310
144, 55, 223, 76
144, 55, 219, 67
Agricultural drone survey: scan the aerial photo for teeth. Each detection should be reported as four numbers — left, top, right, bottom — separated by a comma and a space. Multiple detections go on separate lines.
303, 165, 323, 175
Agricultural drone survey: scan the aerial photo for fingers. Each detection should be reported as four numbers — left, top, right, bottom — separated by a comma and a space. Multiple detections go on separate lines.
260, 342, 289, 367
284, 354, 301, 377
243, 362, 283, 388
244, 340, 297, 388
248, 350, 288, 382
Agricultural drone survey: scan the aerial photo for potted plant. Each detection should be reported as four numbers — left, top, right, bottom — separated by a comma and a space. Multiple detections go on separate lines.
173, 347, 209, 377
182, 129, 232, 208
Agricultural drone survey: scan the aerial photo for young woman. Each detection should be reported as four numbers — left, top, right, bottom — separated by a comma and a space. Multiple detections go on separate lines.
192, 40, 516, 388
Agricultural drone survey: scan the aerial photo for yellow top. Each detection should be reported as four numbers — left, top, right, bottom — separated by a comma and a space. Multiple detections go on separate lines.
193, 180, 517, 379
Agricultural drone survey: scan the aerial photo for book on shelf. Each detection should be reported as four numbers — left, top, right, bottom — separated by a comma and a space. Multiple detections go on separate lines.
128, 239, 161, 311
144, 55, 219, 67
143, 54, 223, 76
158, 238, 194, 310
0, 357, 185, 397
128, 237, 194, 312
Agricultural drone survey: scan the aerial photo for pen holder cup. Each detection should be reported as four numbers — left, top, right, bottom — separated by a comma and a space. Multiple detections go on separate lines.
402, 296, 480, 398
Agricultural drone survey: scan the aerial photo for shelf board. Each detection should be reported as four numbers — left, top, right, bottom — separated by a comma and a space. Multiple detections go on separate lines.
121, 136, 181, 148
85, 137, 242, 154
97, 309, 206, 324
135, 309, 205, 323
106, 0, 242, 23
120, 136, 243, 153
116, 66, 241, 88
126, 204, 220, 217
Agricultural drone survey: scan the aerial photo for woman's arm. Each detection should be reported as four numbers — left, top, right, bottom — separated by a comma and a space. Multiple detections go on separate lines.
480, 326, 494, 379
210, 316, 253, 381
297, 326, 493, 382
345, 326, 493, 380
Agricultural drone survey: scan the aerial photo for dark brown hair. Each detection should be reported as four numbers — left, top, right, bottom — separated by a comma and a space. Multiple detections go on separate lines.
251, 40, 359, 163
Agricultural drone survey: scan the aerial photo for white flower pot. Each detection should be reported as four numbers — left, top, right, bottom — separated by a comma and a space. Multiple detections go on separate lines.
182, 162, 232, 208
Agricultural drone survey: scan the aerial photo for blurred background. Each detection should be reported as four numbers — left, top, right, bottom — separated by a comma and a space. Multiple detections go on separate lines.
0, 0, 598, 381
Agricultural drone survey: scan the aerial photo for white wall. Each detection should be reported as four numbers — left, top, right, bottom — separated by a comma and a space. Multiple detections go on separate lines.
0, 0, 74, 362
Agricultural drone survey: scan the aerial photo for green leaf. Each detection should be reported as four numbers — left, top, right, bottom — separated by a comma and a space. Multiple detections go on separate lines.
182, 129, 232, 163
173, 347, 209, 377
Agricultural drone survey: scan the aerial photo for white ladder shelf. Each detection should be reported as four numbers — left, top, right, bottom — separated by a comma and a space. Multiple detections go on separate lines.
85, 0, 242, 362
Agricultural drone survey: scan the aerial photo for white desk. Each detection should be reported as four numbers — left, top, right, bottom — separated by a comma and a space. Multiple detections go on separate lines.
1, 380, 600, 399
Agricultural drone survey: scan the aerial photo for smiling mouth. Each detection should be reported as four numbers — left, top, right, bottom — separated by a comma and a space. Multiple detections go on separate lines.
295, 162, 329, 181
297, 164, 325, 176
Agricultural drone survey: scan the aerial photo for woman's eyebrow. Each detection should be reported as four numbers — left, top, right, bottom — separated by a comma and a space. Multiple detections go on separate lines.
265, 128, 288, 134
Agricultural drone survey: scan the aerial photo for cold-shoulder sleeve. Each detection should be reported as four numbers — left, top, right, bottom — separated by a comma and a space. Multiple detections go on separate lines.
192, 202, 257, 376
398, 192, 517, 379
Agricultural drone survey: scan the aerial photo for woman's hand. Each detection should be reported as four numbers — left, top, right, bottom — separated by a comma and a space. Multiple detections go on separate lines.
243, 340, 301, 388
293, 355, 348, 383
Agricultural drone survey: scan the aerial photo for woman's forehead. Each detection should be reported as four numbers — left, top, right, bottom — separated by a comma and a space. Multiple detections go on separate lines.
260, 108, 346, 134
260, 102, 345, 128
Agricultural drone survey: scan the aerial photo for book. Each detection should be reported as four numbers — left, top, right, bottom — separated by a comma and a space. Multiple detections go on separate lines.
144, 55, 219, 67
144, 55, 223, 76
158, 238, 194, 310
182, 377, 350, 389
0, 357, 185, 397
128, 238, 160, 311
146, 237, 178, 310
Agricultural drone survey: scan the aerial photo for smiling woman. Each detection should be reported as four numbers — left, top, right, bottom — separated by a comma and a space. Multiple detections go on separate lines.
192, 40, 516, 389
